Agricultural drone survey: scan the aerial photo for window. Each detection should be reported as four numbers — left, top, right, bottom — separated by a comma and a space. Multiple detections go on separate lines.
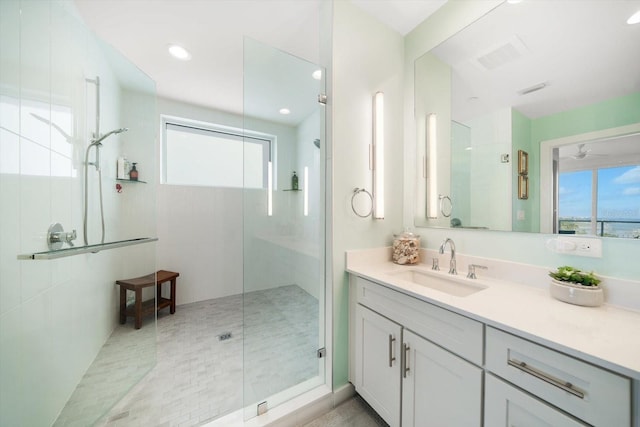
161, 116, 273, 189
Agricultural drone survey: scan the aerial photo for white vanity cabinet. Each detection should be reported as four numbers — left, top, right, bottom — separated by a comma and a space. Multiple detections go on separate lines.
352, 275, 483, 427
485, 374, 588, 426
485, 326, 631, 427
401, 329, 482, 427
354, 304, 402, 426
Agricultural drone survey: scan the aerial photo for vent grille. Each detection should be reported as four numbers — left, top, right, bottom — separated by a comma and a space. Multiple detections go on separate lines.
474, 36, 529, 71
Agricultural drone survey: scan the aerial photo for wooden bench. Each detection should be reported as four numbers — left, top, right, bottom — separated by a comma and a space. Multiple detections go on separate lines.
116, 270, 179, 329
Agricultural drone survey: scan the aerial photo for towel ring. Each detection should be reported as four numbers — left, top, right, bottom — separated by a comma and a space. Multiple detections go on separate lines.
439, 194, 452, 218
351, 187, 373, 218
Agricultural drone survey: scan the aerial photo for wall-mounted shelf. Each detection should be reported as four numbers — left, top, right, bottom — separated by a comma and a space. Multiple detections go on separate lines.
283, 189, 302, 192
116, 179, 147, 184
18, 237, 158, 260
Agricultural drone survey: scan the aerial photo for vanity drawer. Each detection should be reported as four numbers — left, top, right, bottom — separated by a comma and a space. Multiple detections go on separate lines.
485, 326, 631, 426
353, 275, 483, 365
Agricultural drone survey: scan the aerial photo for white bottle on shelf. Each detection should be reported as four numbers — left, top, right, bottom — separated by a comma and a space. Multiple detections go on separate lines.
117, 155, 130, 179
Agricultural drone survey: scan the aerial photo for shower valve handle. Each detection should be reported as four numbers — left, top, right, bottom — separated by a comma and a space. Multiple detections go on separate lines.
64, 230, 77, 247
48, 223, 77, 249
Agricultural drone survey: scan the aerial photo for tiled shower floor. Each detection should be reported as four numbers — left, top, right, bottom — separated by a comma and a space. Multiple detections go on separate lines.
54, 285, 319, 427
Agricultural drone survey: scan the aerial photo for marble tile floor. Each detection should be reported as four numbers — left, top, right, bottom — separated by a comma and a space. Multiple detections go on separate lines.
54, 285, 319, 427
302, 395, 388, 427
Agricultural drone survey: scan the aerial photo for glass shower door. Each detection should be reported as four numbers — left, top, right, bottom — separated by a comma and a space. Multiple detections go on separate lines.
242, 37, 326, 417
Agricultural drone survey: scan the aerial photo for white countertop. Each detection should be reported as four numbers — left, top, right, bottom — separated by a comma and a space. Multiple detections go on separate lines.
346, 248, 640, 380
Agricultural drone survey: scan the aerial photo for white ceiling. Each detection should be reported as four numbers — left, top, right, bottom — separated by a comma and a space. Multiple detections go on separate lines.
74, 0, 444, 125
430, 0, 640, 121
559, 134, 640, 172
75, 0, 639, 129
351, 0, 447, 35
75, 0, 322, 122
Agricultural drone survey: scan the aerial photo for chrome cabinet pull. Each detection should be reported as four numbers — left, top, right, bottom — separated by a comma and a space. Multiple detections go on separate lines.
388, 335, 396, 367
403, 343, 410, 378
508, 359, 584, 399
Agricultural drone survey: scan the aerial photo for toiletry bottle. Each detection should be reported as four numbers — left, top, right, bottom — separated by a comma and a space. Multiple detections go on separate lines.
292, 171, 298, 190
123, 155, 130, 179
129, 163, 138, 181
117, 157, 125, 179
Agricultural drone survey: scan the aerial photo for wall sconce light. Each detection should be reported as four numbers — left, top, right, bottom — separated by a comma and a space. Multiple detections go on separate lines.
303, 166, 309, 216
372, 91, 385, 219
267, 161, 273, 216
426, 113, 438, 219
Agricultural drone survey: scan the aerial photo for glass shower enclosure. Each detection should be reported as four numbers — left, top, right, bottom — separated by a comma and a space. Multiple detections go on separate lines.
0, 1, 158, 425
242, 38, 326, 418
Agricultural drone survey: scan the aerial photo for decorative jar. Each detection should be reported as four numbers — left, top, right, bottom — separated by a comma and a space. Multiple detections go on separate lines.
392, 231, 420, 265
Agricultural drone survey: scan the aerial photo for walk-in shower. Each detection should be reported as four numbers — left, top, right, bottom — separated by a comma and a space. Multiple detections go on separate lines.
83, 76, 129, 245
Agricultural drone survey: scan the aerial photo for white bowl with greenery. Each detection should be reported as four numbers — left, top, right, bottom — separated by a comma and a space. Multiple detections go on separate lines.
549, 266, 604, 307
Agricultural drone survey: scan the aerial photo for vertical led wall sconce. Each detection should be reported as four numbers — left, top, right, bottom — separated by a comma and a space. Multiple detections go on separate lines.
267, 161, 273, 216
303, 166, 309, 216
426, 113, 438, 219
372, 91, 385, 219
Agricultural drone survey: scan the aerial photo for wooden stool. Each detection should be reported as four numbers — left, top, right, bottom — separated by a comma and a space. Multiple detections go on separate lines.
116, 270, 179, 329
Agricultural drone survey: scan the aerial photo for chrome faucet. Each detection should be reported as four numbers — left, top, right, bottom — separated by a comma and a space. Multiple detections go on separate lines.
439, 238, 457, 275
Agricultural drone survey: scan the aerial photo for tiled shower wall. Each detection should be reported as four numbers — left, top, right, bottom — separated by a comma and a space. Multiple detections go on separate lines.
0, 1, 157, 425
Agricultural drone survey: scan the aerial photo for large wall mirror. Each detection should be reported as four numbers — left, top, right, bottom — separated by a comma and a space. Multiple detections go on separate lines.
414, 0, 640, 239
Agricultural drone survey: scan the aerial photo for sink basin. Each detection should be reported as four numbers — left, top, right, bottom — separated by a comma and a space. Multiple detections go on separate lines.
387, 269, 487, 297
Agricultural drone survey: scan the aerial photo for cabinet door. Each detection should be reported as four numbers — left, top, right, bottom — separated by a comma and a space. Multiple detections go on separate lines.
402, 329, 482, 427
355, 304, 402, 427
485, 374, 588, 427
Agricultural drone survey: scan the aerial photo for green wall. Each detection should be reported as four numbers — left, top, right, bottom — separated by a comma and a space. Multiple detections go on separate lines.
532, 92, 640, 142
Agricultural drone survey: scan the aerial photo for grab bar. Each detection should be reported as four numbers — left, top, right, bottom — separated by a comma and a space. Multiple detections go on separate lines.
18, 237, 158, 260
508, 358, 584, 399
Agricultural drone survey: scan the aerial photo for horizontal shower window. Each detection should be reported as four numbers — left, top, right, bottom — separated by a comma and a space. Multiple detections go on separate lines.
162, 117, 273, 188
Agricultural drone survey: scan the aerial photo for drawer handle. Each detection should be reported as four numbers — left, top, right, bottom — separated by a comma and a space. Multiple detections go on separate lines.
508, 359, 585, 399
389, 335, 396, 367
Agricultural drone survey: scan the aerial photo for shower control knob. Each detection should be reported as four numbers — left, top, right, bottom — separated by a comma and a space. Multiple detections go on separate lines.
47, 223, 77, 250
64, 230, 77, 247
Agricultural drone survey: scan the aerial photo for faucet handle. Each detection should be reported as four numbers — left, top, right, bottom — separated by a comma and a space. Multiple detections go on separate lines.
467, 264, 488, 279
432, 258, 440, 271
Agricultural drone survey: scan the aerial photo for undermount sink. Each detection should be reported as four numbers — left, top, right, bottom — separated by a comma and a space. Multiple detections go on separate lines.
387, 269, 487, 297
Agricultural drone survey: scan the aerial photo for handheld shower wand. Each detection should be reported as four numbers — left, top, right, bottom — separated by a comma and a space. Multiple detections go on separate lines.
87, 128, 128, 171
83, 126, 129, 245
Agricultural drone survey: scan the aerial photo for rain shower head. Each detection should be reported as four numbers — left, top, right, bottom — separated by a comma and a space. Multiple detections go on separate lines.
91, 127, 129, 145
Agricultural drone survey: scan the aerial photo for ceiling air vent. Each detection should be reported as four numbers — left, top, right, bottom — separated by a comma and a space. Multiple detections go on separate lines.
518, 82, 548, 96
474, 35, 529, 71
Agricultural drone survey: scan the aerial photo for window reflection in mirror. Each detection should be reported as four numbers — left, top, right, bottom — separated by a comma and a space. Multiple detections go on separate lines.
413, 0, 640, 239
555, 133, 640, 239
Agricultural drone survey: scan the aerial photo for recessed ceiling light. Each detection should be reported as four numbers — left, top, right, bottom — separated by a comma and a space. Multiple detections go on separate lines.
628, 10, 640, 25
168, 44, 192, 61
312, 69, 322, 80
279, 108, 290, 115
507, 0, 523, 3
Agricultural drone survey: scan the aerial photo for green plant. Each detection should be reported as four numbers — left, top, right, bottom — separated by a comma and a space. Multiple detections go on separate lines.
549, 265, 601, 287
